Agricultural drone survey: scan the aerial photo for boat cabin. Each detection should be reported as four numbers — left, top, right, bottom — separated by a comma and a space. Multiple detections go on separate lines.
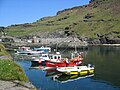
33, 46, 51, 53
49, 54, 61, 60
18, 46, 31, 52
40, 53, 62, 62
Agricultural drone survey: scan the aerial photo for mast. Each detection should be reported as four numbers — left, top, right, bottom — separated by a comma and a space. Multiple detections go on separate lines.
74, 32, 77, 53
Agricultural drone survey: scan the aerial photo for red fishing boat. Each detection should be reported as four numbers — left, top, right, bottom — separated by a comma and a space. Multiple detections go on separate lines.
45, 53, 83, 68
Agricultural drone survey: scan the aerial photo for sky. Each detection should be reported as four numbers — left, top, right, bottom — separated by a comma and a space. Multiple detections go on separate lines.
0, 0, 90, 27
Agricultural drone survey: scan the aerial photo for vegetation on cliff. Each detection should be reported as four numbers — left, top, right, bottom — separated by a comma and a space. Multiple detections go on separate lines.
2, 0, 120, 43
0, 44, 28, 81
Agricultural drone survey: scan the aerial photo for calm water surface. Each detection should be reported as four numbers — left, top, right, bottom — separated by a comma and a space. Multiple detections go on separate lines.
15, 46, 120, 90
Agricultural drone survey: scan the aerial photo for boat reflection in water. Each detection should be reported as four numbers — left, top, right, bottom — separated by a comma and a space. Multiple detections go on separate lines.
30, 64, 94, 83
45, 68, 94, 83
52, 73, 94, 83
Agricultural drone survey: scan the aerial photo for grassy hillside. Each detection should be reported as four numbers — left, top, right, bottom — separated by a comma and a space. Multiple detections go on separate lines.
0, 44, 28, 81
4, 0, 120, 40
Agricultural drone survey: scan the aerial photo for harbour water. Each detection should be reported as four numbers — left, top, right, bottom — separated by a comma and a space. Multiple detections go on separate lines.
15, 46, 120, 90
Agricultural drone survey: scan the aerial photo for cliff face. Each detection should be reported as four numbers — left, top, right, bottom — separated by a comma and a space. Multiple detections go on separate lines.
3, 0, 120, 44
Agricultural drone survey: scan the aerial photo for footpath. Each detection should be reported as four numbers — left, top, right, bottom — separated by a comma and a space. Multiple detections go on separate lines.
0, 80, 35, 90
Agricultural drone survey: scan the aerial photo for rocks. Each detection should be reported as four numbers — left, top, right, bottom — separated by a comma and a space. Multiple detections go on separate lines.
40, 16, 53, 21
0, 80, 36, 90
0, 56, 10, 60
86, 38, 101, 44
56, 6, 82, 15
40, 37, 88, 48
84, 13, 94, 19
57, 16, 70, 21
86, 32, 120, 45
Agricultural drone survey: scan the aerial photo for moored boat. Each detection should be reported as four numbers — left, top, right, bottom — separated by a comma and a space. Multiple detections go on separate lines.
45, 58, 82, 68
33, 46, 51, 53
14, 46, 31, 55
31, 52, 63, 64
31, 47, 83, 69
15, 46, 44, 55
45, 53, 83, 68
15, 46, 51, 55
57, 65, 94, 75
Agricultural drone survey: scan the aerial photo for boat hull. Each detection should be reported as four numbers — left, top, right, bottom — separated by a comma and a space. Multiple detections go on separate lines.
65, 70, 93, 75
57, 66, 94, 75
45, 61, 82, 67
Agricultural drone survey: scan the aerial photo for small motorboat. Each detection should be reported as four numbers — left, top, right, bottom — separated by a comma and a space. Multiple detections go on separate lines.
15, 46, 51, 55
14, 46, 32, 55
57, 64, 94, 75
31, 52, 63, 64
15, 46, 44, 55
33, 46, 51, 53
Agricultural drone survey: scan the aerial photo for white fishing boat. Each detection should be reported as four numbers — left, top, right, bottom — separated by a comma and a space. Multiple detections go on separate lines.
33, 46, 51, 53
31, 52, 62, 63
57, 64, 94, 75
15, 46, 51, 55
14, 46, 32, 55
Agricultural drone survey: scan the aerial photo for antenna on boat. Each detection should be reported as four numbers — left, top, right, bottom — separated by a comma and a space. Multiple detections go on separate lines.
74, 37, 77, 54
72, 31, 77, 54
56, 42, 58, 52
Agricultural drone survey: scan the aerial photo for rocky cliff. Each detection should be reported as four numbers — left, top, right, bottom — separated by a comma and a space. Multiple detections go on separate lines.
2, 0, 120, 45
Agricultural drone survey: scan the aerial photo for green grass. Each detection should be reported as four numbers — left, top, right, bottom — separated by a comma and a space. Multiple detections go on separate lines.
0, 44, 28, 82
0, 44, 11, 57
0, 60, 28, 81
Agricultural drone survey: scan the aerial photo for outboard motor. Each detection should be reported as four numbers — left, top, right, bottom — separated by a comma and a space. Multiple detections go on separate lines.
88, 64, 91, 68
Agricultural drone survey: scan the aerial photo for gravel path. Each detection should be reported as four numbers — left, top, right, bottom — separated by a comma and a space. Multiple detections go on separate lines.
0, 80, 36, 90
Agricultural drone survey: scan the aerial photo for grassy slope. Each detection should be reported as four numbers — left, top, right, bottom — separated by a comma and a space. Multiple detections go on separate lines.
4, 0, 120, 39
0, 44, 28, 81
0, 44, 11, 57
